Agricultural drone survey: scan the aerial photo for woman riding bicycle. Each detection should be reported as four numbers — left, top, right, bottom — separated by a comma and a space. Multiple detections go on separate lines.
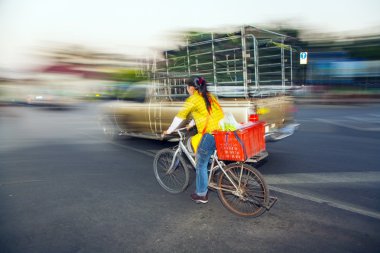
163, 77, 224, 204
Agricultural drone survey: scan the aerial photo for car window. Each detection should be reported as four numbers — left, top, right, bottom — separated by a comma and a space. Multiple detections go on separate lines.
119, 85, 146, 102
151, 81, 188, 102
150, 87, 188, 102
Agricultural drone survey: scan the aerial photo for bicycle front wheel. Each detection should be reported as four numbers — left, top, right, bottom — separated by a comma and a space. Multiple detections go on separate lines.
153, 148, 190, 194
217, 163, 269, 217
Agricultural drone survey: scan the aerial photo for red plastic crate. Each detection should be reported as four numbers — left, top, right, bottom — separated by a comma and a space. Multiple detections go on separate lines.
213, 122, 266, 161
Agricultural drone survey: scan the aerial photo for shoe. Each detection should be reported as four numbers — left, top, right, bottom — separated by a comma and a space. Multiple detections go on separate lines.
191, 193, 208, 204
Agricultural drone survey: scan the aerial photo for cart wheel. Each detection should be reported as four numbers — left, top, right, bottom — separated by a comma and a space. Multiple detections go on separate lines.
153, 148, 190, 193
217, 163, 269, 217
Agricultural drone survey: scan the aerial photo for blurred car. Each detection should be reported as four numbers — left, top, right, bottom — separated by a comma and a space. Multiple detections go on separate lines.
25, 88, 79, 108
99, 83, 299, 142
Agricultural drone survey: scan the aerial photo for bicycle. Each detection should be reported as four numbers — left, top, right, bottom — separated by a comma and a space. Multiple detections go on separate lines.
153, 127, 277, 217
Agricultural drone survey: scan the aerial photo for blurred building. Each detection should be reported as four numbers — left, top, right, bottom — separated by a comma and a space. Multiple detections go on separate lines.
304, 34, 380, 89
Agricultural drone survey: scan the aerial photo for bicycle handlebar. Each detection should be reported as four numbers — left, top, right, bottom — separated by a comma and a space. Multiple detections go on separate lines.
174, 127, 188, 140
175, 127, 188, 132
161, 127, 188, 139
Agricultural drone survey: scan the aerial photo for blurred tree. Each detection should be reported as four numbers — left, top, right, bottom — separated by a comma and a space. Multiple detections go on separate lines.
111, 69, 148, 82
275, 27, 300, 39
347, 41, 380, 60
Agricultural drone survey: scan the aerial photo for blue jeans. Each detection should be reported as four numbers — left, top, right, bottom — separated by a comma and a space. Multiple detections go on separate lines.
195, 133, 215, 196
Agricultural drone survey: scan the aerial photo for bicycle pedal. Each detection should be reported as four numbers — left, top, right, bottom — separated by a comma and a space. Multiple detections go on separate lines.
208, 182, 217, 188
266, 196, 278, 210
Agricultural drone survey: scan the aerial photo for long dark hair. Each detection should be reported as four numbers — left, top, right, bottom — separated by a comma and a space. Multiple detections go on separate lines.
187, 77, 211, 112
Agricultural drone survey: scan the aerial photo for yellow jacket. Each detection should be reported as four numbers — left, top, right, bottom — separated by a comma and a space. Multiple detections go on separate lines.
176, 91, 224, 134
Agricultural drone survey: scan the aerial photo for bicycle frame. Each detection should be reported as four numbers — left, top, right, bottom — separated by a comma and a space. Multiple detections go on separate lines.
167, 128, 242, 193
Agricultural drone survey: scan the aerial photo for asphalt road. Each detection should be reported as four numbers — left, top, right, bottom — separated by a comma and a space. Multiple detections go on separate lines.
0, 102, 379, 253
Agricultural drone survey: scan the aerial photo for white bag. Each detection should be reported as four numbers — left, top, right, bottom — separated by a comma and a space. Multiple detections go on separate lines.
219, 112, 241, 131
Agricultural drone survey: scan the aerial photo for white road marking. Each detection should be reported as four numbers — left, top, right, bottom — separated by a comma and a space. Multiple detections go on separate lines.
269, 185, 380, 220
267, 171, 380, 220
296, 119, 314, 122
78, 132, 157, 157
107, 140, 156, 158
368, 113, 380, 118
266, 171, 380, 185
81, 131, 380, 220
299, 113, 380, 131
315, 118, 380, 131
0, 180, 45, 186
112, 139, 380, 220
345, 115, 380, 123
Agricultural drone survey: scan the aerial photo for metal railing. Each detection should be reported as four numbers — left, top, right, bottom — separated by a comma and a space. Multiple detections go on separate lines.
153, 26, 298, 99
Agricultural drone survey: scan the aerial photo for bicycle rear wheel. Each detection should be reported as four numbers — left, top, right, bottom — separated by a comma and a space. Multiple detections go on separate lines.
217, 163, 269, 217
153, 148, 190, 194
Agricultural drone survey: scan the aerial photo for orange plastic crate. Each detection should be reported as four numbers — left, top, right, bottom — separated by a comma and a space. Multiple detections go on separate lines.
214, 122, 266, 161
